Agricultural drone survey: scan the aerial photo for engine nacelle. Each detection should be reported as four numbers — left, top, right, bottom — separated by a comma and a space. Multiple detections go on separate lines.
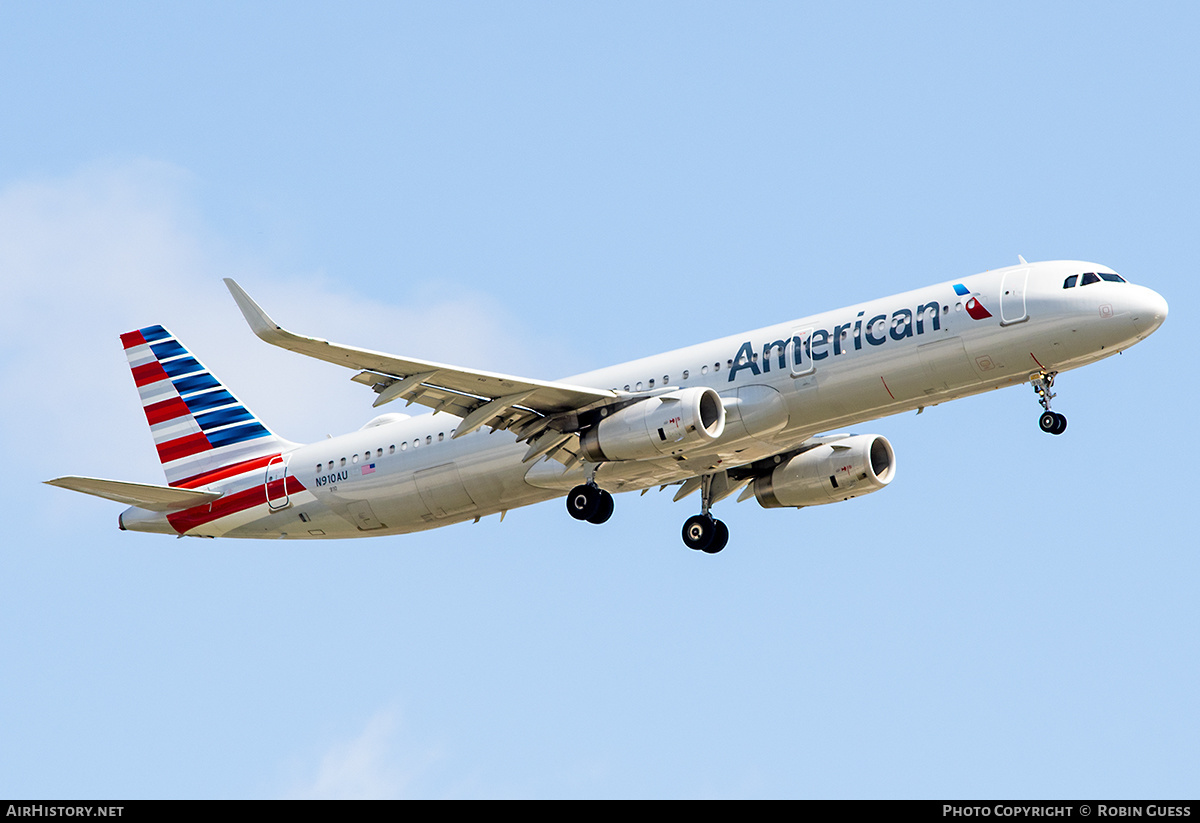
579, 387, 726, 462
753, 434, 896, 508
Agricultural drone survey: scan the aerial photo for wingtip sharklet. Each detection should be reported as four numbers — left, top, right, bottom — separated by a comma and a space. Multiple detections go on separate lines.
223, 278, 283, 340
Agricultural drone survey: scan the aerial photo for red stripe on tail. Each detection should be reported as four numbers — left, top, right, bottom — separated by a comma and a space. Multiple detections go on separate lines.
144, 397, 192, 426
120, 330, 147, 349
170, 453, 280, 489
132, 361, 169, 388
156, 432, 211, 463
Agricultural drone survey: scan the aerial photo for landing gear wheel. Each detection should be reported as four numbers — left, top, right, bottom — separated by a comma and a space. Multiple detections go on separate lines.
1052, 413, 1067, 435
566, 484, 601, 521
587, 489, 614, 524
1031, 371, 1066, 435
682, 473, 731, 553
682, 515, 714, 551
1039, 411, 1067, 435
682, 514, 727, 552
702, 519, 729, 554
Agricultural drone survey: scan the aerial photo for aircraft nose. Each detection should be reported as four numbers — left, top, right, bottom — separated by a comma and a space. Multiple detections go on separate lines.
1128, 285, 1168, 337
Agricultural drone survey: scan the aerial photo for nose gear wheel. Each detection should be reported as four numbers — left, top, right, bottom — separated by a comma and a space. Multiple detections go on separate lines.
1030, 371, 1067, 435
1039, 410, 1067, 435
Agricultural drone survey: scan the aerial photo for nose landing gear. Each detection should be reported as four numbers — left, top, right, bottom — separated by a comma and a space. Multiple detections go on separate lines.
1031, 371, 1067, 435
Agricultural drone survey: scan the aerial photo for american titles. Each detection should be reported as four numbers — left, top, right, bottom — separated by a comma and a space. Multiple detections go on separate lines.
728, 299, 944, 382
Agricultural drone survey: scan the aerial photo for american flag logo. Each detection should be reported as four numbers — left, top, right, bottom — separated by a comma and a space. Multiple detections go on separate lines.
361, 463, 376, 475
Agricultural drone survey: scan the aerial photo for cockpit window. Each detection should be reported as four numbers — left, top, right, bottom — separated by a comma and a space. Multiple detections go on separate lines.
1065, 271, 1127, 288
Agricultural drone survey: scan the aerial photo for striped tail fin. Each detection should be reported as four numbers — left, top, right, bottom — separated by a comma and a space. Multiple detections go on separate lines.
120, 325, 294, 488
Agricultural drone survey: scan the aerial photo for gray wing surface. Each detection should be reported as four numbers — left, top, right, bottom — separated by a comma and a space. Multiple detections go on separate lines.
224, 279, 618, 441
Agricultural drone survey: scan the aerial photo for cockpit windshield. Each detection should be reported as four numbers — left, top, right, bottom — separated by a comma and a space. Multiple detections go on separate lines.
1063, 272, 1127, 288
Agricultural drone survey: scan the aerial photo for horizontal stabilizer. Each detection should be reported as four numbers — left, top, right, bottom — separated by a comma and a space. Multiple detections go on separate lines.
45, 476, 223, 512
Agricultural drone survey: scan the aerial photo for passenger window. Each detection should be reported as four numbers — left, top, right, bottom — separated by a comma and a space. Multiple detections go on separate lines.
388, 445, 395, 454
340, 458, 346, 467
663, 375, 669, 384
1082, 272, 1100, 286
352, 454, 359, 463
648, 379, 655, 388
1064, 275, 1078, 288
437, 432, 444, 442
636, 382, 643, 391
426, 435, 432, 445
401, 442, 408, 451
682, 370, 689, 380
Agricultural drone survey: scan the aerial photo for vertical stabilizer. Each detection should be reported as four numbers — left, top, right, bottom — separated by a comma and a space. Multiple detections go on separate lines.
120, 325, 294, 488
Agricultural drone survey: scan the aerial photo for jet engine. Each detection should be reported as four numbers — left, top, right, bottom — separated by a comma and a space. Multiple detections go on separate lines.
752, 434, 896, 508
579, 387, 725, 462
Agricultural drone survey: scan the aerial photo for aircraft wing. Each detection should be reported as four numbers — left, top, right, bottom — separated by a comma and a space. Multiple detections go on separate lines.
45, 476, 223, 512
224, 279, 618, 441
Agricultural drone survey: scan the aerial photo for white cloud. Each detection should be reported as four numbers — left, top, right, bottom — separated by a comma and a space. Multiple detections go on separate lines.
0, 160, 571, 498
285, 707, 441, 800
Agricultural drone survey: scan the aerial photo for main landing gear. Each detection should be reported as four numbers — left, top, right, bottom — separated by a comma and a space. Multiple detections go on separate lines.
682, 514, 729, 554
565, 483, 614, 524
1031, 371, 1067, 435
564, 471, 731, 554
681, 474, 729, 554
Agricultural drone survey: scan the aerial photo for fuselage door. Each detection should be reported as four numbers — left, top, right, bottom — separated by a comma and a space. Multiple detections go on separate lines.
1000, 268, 1030, 326
788, 328, 815, 377
265, 455, 291, 510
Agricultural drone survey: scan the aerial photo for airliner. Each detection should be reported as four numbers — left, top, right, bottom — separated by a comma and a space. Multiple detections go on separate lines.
46, 258, 1167, 553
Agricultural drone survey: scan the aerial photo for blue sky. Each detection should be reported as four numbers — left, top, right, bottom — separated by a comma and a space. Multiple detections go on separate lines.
2, 2, 1197, 798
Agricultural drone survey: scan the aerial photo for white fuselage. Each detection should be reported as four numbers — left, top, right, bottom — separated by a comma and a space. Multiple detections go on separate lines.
119, 260, 1168, 539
